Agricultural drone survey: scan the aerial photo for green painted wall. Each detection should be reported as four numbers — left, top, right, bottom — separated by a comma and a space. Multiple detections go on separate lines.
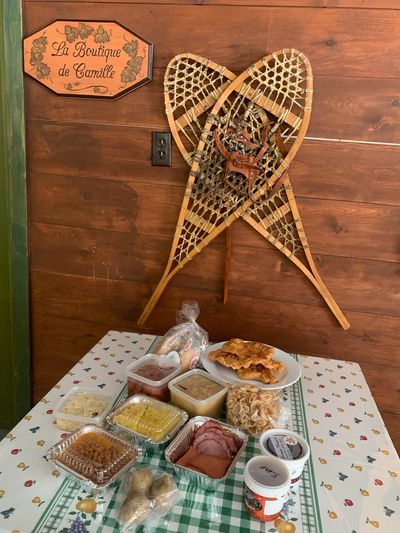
0, 0, 30, 427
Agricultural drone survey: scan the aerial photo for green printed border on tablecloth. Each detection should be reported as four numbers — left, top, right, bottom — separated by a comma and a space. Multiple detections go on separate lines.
31, 336, 159, 533
292, 354, 323, 533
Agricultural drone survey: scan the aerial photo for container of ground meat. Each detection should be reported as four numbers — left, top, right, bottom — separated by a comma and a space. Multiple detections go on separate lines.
168, 369, 229, 418
126, 354, 181, 402
165, 417, 247, 491
54, 387, 115, 432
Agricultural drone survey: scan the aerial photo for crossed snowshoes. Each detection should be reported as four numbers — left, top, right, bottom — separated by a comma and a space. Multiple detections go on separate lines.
138, 49, 349, 330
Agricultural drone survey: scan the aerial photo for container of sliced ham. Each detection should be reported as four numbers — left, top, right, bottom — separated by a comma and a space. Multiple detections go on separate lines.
165, 417, 247, 491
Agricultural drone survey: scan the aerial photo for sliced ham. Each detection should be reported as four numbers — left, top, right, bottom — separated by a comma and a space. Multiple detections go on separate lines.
195, 420, 224, 438
221, 431, 239, 455
194, 430, 232, 457
196, 438, 232, 459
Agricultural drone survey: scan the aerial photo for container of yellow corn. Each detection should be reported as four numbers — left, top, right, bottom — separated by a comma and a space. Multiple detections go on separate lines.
106, 394, 188, 448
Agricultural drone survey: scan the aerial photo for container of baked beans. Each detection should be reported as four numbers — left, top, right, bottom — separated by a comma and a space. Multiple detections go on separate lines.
244, 456, 290, 522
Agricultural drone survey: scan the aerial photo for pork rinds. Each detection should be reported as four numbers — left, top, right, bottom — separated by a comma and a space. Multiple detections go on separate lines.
237, 365, 279, 385
209, 339, 284, 385
208, 349, 274, 370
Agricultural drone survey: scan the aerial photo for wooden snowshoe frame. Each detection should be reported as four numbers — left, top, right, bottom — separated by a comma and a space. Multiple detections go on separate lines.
138, 50, 349, 330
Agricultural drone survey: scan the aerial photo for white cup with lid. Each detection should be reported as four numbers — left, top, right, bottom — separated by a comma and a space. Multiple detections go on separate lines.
244, 456, 290, 522
259, 429, 310, 489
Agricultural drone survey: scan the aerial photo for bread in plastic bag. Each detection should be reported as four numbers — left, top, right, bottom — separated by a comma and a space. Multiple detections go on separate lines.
155, 301, 208, 372
116, 464, 180, 531
226, 384, 290, 436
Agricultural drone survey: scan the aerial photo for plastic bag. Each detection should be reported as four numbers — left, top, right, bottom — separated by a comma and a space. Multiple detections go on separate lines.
116, 464, 180, 531
155, 301, 208, 372
226, 384, 291, 436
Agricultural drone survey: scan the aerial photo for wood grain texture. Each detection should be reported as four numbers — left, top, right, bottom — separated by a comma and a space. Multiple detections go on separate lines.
28, 139, 400, 207
30, 269, 400, 366
30, 221, 400, 318
28, 169, 400, 263
23, 3, 400, 77
24, 73, 400, 143
23, 1, 400, 9
23, 1, 400, 452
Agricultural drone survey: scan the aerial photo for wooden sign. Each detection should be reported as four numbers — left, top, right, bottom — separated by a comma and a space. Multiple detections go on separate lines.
23, 20, 153, 98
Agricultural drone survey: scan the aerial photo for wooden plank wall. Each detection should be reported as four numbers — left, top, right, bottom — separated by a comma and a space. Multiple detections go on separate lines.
23, 1, 400, 449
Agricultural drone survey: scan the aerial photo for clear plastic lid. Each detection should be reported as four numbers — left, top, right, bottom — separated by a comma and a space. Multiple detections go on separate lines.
108, 394, 188, 444
46, 424, 139, 488
54, 386, 114, 429
168, 369, 229, 404
126, 354, 181, 387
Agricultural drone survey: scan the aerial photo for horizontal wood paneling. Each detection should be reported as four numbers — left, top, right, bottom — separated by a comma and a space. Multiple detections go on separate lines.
23, 3, 400, 77
30, 222, 400, 317
24, 74, 400, 143
30, 269, 400, 367
28, 169, 400, 263
24, 1, 400, 10
28, 139, 400, 207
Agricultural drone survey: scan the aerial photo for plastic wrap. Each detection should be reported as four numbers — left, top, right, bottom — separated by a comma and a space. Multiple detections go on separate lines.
155, 301, 208, 372
226, 384, 290, 436
115, 465, 180, 531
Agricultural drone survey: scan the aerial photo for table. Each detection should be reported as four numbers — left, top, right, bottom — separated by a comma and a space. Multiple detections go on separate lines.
0, 331, 399, 533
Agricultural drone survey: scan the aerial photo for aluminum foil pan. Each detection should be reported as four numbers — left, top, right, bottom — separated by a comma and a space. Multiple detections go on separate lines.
165, 416, 248, 491
46, 424, 139, 489
106, 394, 188, 449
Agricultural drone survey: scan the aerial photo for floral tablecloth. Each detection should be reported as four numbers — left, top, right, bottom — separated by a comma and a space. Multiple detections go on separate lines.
0, 331, 398, 533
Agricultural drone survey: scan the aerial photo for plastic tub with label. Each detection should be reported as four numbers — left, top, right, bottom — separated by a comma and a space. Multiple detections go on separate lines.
259, 428, 310, 488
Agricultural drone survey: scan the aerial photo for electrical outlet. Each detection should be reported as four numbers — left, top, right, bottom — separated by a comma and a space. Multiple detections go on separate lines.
152, 132, 172, 166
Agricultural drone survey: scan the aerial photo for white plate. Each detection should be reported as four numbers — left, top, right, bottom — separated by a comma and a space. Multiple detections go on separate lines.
202, 341, 301, 390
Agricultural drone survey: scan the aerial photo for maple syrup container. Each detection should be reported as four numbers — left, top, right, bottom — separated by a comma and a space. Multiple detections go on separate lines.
244, 456, 290, 522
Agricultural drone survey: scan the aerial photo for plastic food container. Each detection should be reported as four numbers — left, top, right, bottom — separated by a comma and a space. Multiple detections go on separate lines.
165, 416, 248, 491
54, 386, 115, 432
106, 394, 188, 448
46, 424, 139, 489
126, 354, 181, 402
226, 384, 281, 436
244, 456, 290, 522
168, 369, 228, 419
259, 429, 310, 489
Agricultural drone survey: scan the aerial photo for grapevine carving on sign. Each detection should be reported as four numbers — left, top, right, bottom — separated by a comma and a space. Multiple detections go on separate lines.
23, 20, 153, 98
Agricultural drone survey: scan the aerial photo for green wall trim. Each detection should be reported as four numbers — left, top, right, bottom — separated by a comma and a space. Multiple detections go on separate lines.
0, 0, 31, 426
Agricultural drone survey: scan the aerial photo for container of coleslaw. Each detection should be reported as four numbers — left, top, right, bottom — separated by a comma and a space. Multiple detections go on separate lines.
54, 386, 114, 432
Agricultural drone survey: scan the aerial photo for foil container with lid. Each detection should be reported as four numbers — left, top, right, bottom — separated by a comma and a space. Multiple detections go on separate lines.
106, 394, 188, 449
46, 424, 139, 489
165, 416, 248, 491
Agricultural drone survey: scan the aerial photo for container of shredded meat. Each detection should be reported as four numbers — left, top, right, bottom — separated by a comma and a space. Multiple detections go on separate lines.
126, 354, 181, 402
54, 387, 115, 432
